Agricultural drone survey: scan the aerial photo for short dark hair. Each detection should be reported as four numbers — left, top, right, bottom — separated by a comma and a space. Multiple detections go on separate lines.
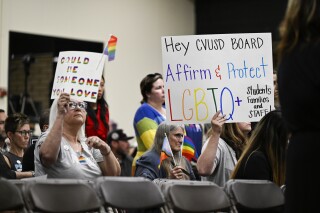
140, 73, 163, 104
5, 113, 30, 134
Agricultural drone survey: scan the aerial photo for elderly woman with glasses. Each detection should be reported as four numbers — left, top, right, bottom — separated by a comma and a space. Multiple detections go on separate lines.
3, 113, 34, 178
35, 93, 120, 179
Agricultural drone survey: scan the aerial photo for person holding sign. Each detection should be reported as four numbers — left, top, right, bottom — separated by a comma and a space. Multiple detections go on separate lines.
132, 73, 166, 175
85, 75, 110, 142
197, 111, 250, 186
135, 122, 196, 180
36, 93, 120, 179
277, 0, 320, 212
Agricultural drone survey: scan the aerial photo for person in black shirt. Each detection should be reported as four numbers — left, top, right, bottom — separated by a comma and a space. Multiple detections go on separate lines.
277, 0, 320, 212
230, 110, 289, 187
107, 129, 134, 177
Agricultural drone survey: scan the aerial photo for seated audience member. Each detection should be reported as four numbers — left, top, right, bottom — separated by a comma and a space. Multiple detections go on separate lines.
2, 113, 34, 178
107, 129, 134, 177
0, 109, 9, 153
197, 111, 250, 186
35, 93, 120, 179
0, 152, 15, 178
230, 110, 289, 187
23, 108, 50, 172
135, 122, 196, 180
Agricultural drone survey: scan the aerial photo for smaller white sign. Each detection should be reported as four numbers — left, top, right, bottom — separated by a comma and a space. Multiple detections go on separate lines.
51, 51, 105, 102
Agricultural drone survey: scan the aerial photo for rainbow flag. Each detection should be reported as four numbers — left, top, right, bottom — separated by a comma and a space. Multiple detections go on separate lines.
159, 135, 174, 168
182, 136, 198, 161
104, 34, 117, 61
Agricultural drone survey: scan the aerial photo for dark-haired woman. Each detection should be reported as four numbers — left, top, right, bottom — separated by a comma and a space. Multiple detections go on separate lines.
230, 110, 289, 187
132, 73, 166, 175
85, 76, 110, 142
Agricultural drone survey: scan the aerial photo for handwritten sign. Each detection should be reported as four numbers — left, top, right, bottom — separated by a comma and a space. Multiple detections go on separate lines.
51, 51, 105, 102
161, 33, 274, 124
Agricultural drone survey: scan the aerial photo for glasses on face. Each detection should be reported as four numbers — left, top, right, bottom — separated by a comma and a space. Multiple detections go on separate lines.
68, 101, 87, 110
16, 130, 33, 137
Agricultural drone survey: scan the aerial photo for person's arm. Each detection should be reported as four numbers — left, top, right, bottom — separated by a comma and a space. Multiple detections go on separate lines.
0, 153, 16, 179
197, 111, 226, 176
40, 93, 68, 167
134, 108, 160, 150
135, 165, 156, 180
15, 171, 34, 179
1, 154, 33, 179
87, 136, 121, 176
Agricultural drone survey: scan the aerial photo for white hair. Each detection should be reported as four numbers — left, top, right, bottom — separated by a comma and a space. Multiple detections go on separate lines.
48, 98, 86, 140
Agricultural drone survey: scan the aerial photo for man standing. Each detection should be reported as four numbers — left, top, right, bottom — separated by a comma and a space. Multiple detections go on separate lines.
107, 129, 134, 176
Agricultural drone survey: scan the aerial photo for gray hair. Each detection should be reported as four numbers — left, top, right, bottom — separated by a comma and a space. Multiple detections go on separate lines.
48, 98, 86, 140
150, 122, 184, 154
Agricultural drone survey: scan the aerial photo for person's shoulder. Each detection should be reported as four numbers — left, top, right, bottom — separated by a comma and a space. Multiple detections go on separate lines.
134, 104, 158, 121
137, 150, 158, 163
218, 138, 228, 148
135, 103, 153, 113
249, 150, 267, 161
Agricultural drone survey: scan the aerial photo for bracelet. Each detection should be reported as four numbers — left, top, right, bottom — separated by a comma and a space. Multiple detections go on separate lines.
31, 171, 35, 177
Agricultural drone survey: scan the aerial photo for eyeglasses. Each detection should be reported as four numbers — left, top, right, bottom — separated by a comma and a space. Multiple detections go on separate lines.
16, 130, 33, 137
68, 101, 87, 110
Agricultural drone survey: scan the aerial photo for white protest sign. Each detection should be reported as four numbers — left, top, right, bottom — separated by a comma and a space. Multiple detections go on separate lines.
51, 51, 105, 102
161, 33, 274, 124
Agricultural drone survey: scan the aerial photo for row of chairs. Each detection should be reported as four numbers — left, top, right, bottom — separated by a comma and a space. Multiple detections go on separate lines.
0, 177, 284, 213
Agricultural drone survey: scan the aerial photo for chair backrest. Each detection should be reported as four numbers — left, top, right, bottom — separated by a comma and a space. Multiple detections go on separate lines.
22, 178, 101, 213
160, 180, 231, 213
224, 179, 285, 212
95, 176, 166, 211
280, 184, 286, 194
9, 175, 47, 192
0, 178, 25, 211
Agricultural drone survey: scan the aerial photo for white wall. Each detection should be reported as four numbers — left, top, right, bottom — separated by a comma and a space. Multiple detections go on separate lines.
0, 0, 195, 140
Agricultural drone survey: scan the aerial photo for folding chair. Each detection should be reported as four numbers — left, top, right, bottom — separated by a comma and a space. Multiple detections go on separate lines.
9, 175, 47, 191
280, 184, 286, 194
224, 179, 285, 213
95, 176, 166, 213
0, 178, 26, 212
160, 180, 232, 213
22, 178, 101, 213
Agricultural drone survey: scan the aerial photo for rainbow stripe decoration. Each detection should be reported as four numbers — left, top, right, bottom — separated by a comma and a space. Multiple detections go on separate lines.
159, 134, 174, 168
182, 136, 198, 161
104, 34, 117, 61
78, 155, 87, 165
